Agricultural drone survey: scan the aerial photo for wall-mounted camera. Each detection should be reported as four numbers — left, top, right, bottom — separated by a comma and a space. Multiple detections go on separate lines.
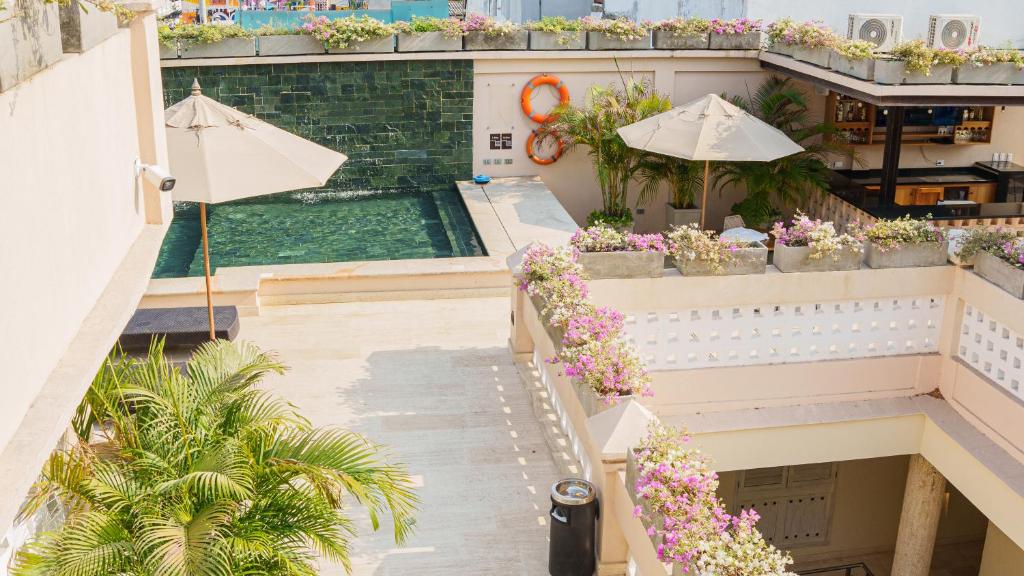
134, 158, 177, 192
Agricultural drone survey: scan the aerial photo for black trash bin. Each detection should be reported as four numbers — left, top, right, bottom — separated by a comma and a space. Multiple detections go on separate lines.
548, 478, 598, 576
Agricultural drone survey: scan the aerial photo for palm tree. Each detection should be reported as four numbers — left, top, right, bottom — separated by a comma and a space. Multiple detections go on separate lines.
714, 75, 851, 229
12, 339, 418, 576
538, 78, 671, 228
633, 156, 704, 210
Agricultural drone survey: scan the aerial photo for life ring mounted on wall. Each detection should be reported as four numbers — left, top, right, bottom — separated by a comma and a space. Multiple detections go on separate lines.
525, 130, 564, 166
521, 74, 570, 165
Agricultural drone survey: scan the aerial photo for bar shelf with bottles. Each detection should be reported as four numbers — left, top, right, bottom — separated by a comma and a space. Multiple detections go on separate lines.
825, 92, 994, 146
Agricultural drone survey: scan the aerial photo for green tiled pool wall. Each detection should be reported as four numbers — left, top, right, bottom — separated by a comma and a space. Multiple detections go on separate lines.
161, 59, 473, 191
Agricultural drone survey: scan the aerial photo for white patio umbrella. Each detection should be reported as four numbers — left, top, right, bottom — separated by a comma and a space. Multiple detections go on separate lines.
166, 79, 347, 339
617, 93, 804, 228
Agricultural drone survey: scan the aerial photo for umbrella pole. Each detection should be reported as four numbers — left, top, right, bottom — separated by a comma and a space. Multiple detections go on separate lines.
699, 159, 710, 229
200, 202, 216, 341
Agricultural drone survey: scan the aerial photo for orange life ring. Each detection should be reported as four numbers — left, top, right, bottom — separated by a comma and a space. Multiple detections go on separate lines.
521, 74, 570, 124
526, 130, 564, 165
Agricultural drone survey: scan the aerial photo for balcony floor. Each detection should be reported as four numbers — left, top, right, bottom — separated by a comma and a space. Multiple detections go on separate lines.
238, 297, 559, 575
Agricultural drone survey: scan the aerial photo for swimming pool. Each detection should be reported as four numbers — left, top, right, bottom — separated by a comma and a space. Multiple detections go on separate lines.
151, 187, 485, 279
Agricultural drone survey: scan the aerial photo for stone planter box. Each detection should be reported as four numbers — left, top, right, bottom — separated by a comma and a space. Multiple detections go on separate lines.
0, 0, 63, 92
587, 31, 651, 50
792, 45, 831, 68
666, 204, 701, 229
576, 251, 665, 279
829, 51, 875, 80
954, 63, 1024, 85
159, 42, 179, 59
528, 294, 565, 347
464, 30, 528, 50
874, 60, 954, 85
258, 35, 324, 56
573, 379, 633, 417
864, 241, 949, 269
397, 31, 461, 52
528, 30, 585, 50
709, 31, 760, 50
652, 30, 709, 49
180, 38, 257, 59
773, 244, 863, 273
766, 43, 796, 57
674, 243, 768, 276
974, 251, 1024, 299
59, 0, 118, 53
327, 35, 394, 54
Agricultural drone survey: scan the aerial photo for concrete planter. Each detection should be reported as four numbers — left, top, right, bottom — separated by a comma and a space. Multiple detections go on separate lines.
327, 34, 394, 54
766, 43, 796, 57
974, 251, 1024, 299
874, 60, 954, 85
954, 63, 1024, 85
528, 294, 566, 347
864, 241, 949, 269
528, 30, 585, 50
159, 42, 179, 59
709, 31, 760, 50
674, 243, 768, 276
397, 31, 461, 52
586, 31, 651, 50
829, 51, 875, 80
666, 204, 701, 229
625, 447, 640, 504
258, 35, 324, 56
573, 379, 633, 417
0, 0, 63, 93
464, 30, 527, 50
773, 244, 863, 273
652, 30, 709, 49
59, 1, 118, 53
576, 251, 665, 279
180, 38, 256, 59
792, 45, 831, 68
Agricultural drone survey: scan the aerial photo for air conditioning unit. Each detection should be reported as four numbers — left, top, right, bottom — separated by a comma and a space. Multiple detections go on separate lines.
847, 14, 903, 52
927, 14, 980, 50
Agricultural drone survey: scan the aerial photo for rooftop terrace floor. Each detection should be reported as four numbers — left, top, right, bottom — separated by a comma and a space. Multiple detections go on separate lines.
238, 297, 559, 575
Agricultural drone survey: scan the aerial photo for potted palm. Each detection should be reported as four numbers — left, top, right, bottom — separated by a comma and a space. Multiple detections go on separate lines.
570, 226, 666, 279
538, 79, 671, 231
852, 216, 949, 268
634, 155, 704, 228
10, 340, 418, 576
876, 40, 964, 85
258, 24, 325, 55
771, 212, 863, 272
582, 16, 651, 50
974, 241, 1024, 298
651, 17, 709, 50
462, 13, 528, 50
707, 18, 762, 50
668, 224, 768, 276
526, 16, 585, 50
714, 76, 849, 231
393, 16, 463, 52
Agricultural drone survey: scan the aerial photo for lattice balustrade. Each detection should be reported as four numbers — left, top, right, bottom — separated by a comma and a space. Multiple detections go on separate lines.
622, 297, 945, 371
958, 304, 1024, 400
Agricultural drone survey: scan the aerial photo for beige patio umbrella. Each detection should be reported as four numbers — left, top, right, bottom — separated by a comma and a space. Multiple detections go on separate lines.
166, 79, 346, 340
617, 93, 803, 228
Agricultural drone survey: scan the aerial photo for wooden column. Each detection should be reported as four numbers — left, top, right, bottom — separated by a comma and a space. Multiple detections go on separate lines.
880, 107, 905, 206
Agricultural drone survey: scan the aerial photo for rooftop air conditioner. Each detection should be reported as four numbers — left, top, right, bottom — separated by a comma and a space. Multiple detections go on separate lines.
927, 14, 980, 50
847, 14, 903, 52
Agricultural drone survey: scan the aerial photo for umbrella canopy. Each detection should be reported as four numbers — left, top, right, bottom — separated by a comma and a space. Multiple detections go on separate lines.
616, 93, 803, 162
166, 79, 346, 204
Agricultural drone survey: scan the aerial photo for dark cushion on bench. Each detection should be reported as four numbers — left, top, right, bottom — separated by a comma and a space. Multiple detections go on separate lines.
119, 306, 240, 351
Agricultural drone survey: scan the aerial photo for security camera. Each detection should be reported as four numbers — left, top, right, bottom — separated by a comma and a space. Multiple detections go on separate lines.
134, 158, 177, 192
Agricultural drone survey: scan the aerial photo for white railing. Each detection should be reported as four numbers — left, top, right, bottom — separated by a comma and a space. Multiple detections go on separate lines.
958, 303, 1024, 400
622, 296, 945, 371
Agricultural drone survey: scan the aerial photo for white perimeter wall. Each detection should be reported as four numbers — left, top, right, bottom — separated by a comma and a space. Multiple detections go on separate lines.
0, 31, 152, 464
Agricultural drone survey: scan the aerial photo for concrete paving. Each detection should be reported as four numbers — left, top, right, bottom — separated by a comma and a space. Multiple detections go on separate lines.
239, 297, 561, 576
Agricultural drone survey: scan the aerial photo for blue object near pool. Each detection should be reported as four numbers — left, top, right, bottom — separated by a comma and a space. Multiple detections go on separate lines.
151, 187, 484, 279
473, 175, 491, 184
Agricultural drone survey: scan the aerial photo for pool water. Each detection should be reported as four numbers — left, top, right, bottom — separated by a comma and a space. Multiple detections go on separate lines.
151, 188, 484, 279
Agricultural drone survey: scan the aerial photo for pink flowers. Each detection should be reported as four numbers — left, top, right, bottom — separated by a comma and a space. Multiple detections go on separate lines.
771, 212, 862, 260
708, 17, 762, 35
570, 225, 667, 254
997, 240, 1024, 269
